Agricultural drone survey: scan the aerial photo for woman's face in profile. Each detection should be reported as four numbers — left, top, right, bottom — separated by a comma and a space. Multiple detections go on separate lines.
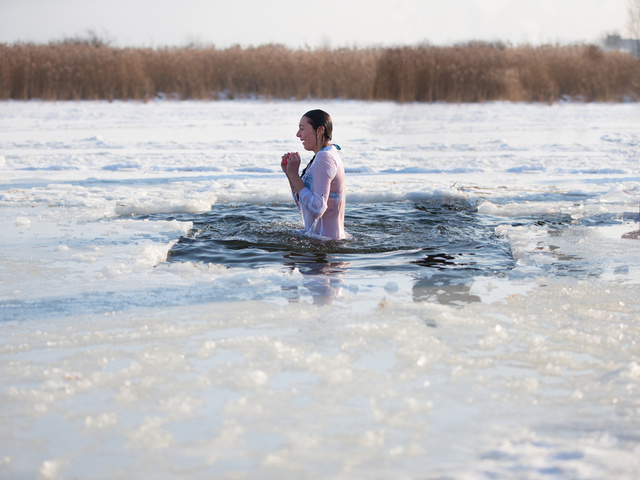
296, 116, 317, 152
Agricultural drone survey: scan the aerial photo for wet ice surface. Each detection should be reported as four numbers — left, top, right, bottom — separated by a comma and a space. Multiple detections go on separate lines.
1, 100, 640, 479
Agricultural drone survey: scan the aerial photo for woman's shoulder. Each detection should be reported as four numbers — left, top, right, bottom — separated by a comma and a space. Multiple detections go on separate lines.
313, 147, 342, 177
317, 145, 342, 163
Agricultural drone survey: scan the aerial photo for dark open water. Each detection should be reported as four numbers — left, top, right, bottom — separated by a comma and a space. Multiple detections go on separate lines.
157, 202, 519, 295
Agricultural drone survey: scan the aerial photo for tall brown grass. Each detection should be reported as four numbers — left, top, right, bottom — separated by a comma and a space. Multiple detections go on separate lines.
1, 41, 638, 102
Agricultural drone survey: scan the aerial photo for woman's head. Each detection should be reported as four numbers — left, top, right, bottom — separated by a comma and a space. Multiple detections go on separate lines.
298, 109, 333, 153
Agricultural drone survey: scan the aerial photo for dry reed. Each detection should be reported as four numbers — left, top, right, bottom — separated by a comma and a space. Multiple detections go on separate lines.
1, 41, 638, 102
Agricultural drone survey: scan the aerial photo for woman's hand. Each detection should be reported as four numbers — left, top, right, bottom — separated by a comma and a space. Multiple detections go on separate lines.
281, 152, 305, 194
285, 152, 301, 178
281, 153, 290, 175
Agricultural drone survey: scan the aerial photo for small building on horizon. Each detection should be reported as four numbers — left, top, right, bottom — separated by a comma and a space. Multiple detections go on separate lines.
603, 33, 640, 57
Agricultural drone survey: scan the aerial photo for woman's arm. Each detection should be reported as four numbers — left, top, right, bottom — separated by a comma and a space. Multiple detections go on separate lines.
297, 154, 337, 219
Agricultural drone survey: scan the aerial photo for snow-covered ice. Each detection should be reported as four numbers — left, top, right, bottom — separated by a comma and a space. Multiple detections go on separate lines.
1, 100, 639, 479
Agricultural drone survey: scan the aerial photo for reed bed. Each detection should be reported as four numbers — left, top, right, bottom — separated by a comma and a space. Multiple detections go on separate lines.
1, 41, 639, 102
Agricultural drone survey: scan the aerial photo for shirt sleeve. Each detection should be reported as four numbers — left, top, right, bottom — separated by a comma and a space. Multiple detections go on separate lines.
298, 153, 338, 220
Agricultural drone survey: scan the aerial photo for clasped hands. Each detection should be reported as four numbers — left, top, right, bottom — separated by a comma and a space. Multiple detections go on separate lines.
281, 152, 301, 178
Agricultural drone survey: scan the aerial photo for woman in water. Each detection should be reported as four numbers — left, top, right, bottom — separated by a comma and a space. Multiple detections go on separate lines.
281, 109, 347, 240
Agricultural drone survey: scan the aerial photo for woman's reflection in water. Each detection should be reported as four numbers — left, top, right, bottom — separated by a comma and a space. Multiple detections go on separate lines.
282, 252, 349, 305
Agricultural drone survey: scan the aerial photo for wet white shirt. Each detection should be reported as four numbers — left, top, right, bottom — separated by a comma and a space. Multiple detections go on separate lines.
294, 145, 347, 240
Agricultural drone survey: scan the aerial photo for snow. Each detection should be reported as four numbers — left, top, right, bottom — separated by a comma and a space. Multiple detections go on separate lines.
1, 99, 640, 479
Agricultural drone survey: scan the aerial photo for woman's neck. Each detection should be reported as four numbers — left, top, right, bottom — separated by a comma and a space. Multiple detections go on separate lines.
314, 143, 330, 154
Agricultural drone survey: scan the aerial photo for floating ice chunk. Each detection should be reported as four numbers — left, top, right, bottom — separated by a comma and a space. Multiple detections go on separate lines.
103, 158, 142, 171
40, 460, 63, 479
101, 265, 123, 279
15, 216, 31, 227
84, 412, 118, 429
478, 200, 562, 217
128, 416, 173, 450
84, 135, 106, 145
384, 281, 399, 293
135, 243, 173, 267
115, 198, 213, 215
623, 362, 640, 380
250, 370, 269, 385
197, 340, 217, 358
71, 253, 97, 263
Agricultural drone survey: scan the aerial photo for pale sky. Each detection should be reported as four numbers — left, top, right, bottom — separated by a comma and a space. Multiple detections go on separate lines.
0, 0, 631, 48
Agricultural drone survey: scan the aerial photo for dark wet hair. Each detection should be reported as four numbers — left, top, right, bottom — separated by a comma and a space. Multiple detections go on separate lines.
303, 109, 333, 147
300, 110, 333, 178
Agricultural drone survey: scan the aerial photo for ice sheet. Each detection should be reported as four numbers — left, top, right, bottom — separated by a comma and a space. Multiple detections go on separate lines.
1, 100, 640, 479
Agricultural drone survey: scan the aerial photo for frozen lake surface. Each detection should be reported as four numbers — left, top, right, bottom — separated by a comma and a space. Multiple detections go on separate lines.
1, 100, 640, 479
